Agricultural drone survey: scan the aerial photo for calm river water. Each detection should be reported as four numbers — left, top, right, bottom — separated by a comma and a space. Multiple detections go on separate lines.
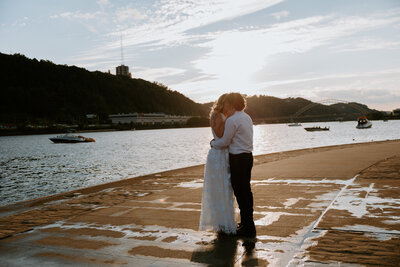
1, 120, 399, 206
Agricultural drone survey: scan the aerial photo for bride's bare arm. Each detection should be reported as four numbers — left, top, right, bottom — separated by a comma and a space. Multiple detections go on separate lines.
210, 112, 225, 138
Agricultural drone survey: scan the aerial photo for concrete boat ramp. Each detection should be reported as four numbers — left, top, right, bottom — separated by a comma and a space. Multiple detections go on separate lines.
1, 140, 399, 266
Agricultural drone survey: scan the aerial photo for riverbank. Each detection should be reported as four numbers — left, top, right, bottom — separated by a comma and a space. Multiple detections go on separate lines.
2, 118, 399, 136
0, 124, 196, 136
0, 117, 211, 136
1, 140, 399, 266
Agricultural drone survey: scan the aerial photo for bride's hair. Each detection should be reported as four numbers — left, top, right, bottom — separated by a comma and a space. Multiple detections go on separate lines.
210, 93, 227, 117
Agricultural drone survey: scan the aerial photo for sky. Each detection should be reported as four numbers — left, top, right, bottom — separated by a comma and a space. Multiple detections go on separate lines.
1, 0, 400, 111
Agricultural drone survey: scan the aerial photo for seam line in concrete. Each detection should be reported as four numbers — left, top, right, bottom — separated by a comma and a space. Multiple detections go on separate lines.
313, 228, 400, 236
285, 174, 358, 267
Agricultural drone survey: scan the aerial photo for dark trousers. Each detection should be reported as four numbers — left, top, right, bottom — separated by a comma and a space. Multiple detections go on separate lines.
229, 152, 254, 226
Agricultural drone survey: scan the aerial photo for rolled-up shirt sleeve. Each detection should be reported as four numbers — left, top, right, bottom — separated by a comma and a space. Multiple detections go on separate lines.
211, 117, 236, 149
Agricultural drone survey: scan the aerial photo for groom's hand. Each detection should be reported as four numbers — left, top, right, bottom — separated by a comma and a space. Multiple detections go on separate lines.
210, 139, 215, 148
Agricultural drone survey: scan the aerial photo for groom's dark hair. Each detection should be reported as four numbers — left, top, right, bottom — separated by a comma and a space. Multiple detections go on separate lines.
226, 93, 246, 111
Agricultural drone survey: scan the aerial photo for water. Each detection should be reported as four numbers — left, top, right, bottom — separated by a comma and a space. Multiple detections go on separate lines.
0, 120, 399, 206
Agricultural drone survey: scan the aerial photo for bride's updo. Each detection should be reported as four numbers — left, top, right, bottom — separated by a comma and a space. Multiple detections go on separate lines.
210, 94, 227, 117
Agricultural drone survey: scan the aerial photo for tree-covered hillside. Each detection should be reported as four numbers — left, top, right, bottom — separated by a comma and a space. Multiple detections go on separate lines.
245, 95, 374, 122
0, 53, 207, 124
0, 53, 380, 127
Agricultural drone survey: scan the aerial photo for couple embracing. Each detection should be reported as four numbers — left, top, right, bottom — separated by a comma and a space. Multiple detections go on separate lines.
199, 93, 256, 238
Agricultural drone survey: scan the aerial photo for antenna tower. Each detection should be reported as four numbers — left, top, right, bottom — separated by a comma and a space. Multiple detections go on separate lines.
120, 34, 125, 65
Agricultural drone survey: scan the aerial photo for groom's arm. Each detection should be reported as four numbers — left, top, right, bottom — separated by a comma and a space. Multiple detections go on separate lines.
211, 117, 236, 149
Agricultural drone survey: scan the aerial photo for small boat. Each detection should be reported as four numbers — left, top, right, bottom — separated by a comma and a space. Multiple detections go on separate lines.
50, 134, 95, 143
356, 116, 372, 129
288, 122, 302, 127
304, 126, 329, 132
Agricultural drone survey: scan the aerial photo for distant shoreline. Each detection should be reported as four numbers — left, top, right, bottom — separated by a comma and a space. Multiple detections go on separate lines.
0, 125, 204, 137
1, 118, 399, 137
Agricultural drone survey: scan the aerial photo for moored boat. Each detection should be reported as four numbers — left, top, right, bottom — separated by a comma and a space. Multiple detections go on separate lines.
356, 116, 372, 129
288, 122, 302, 127
50, 134, 95, 143
304, 126, 329, 132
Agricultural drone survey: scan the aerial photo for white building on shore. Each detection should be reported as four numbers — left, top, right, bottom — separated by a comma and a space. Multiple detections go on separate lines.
109, 113, 190, 125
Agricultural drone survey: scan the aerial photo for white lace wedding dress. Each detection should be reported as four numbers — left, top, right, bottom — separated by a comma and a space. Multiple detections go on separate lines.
199, 116, 236, 234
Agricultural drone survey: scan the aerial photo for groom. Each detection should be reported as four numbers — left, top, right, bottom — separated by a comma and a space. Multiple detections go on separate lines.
211, 93, 256, 237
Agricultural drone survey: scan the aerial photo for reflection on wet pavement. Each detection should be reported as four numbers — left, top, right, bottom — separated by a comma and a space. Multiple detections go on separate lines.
0, 141, 399, 266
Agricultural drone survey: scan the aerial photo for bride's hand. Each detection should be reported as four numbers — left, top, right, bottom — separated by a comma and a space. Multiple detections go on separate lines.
210, 139, 215, 147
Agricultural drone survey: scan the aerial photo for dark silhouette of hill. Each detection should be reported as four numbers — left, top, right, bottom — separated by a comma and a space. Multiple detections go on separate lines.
0, 52, 380, 128
0, 53, 206, 124
245, 95, 376, 122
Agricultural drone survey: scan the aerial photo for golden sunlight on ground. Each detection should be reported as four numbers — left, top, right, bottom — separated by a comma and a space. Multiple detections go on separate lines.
0, 140, 399, 266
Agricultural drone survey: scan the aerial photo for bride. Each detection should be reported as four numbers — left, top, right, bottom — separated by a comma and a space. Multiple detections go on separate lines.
199, 94, 236, 235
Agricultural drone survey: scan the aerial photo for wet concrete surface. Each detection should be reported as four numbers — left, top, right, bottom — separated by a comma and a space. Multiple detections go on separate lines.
0, 140, 399, 266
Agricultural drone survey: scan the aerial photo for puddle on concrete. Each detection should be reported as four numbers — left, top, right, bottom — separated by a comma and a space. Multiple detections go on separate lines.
254, 212, 291, 226
39, 222, 215, 248
283, 198, 303, 208
328, 184, 399, 219
251, 178, 351, 185
338, 224, 400, 236
176, 179, 203, 189
364, 232, 399, 241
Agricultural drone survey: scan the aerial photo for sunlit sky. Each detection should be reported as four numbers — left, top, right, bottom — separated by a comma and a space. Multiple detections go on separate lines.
1, 0, 400, 110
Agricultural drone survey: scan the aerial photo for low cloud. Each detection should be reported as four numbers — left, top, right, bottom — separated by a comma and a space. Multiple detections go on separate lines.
271, 10, 289, 20
114, 7, 147, 23
50, 11, 101, 20
97, 0, 109, 10
332, 38, 400, 53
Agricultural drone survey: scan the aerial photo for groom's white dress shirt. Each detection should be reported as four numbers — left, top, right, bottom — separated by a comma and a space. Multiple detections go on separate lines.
211, 111, 253, 154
